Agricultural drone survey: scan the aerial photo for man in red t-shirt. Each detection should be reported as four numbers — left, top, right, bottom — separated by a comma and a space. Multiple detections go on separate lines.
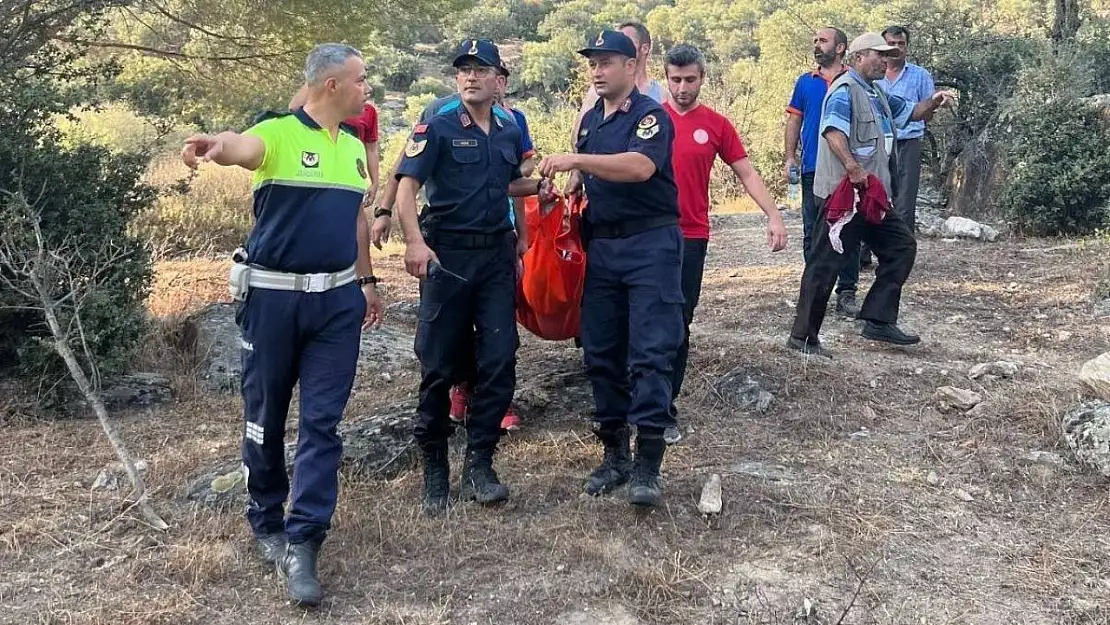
290, 87, 381, 209
662, 44, 788, 421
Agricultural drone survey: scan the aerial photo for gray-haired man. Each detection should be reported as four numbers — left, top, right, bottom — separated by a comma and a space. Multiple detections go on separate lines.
182, 43, 381, 606
786, 33, 955, 357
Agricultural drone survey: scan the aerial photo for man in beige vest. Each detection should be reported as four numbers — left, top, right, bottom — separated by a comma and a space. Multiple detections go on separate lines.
787, 33, 955, 358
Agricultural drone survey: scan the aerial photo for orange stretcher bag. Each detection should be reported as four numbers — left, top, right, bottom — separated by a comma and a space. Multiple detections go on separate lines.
515, 195, 586, 341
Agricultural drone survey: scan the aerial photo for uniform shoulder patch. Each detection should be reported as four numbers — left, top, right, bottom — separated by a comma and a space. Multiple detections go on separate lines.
413, 123, 429, 134
637, 114, 658, 129
405, 138, 428, 157
636, 125, 660, 140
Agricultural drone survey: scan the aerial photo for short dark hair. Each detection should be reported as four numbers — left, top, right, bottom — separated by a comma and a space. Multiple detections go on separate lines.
825, 26, 849, 55
664, 44, 706, 75
618, 21, 652, 47
882, 25, 910, 45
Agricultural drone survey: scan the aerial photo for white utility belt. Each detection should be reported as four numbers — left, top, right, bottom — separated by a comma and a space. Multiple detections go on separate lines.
228, 248, 356, 301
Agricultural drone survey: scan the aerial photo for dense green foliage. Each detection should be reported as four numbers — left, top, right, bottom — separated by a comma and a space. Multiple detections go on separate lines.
1, 6, 154, 382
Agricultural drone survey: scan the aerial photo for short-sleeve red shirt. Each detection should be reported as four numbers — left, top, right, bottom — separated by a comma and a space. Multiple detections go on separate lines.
343, 104, 379, 144
663, 102, 748, 240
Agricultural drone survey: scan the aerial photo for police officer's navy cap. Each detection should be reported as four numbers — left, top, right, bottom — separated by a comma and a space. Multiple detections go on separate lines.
452, 39, 505, 73
577, 29, 637, 58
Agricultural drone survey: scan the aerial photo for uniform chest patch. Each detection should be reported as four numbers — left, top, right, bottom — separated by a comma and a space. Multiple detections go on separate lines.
452, 139, 478, 147
301, 151, 319, 168
693, 129, 709, 144
405, 138, 428, 157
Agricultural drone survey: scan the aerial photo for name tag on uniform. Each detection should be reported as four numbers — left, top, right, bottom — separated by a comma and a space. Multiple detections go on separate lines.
452, 139, 478, 147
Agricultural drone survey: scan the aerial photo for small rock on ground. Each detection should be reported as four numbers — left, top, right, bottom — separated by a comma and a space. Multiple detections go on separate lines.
1079, 352, 1110, 402
1062, 400, 1110, 477
713, 366, 775, 413
698, 473, 723, 515
935, 386, 983, 412
968, 361, 1019, 380
941, 216, 1000, 242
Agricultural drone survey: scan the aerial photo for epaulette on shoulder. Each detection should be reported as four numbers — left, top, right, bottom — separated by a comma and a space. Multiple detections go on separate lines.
251, 109, 293, 125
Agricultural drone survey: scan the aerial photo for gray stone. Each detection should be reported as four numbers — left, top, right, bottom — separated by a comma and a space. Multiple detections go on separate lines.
384, 299, 420, 322
968, 361, 1019, 380
1021, 450, 1067, 467
942, 216, 999, 242
697, 473, 723, 515
192, 303, 242, 393
728, 461, 799, 482
91, 469, 118, 491
339, 401, 417, 478
935, 386, 983, 412
192, 303, 416, 394
104, 372, 173, 408
713, 366, 775, 413
1062, 400, 1110, 477
1079, 352, 1110, 402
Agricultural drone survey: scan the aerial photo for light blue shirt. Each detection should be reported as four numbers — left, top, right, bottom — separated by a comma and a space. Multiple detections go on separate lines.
877, 63, 935, 140
821, 69, 913, 158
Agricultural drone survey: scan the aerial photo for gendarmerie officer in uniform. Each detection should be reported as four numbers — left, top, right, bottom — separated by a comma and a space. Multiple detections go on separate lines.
181, 43, 383, 606
393, 39, 551, 515
539, 30, 683, 508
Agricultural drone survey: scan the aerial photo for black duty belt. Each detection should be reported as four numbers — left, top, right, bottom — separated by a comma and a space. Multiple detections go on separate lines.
587, 215, 678, 239
429, 230, 511, 249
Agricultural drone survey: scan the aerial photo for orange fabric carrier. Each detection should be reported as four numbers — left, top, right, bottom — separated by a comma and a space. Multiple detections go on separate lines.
515, 195, 587, 341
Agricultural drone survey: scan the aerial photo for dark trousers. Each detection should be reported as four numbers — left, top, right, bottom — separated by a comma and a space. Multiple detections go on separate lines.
791, 198, 917, 343
413, 237, 517, 451
670, 237, 708, 410
581, 225, 684, 433
802, 172, 859, 293
893, 138, 923, 229
238, 283, 365, 544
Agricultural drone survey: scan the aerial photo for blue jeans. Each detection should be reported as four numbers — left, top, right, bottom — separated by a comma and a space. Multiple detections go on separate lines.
801, 172, 859, 294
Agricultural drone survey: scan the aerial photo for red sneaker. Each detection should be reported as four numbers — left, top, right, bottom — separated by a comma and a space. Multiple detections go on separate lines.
449, 385, 469, 423
500, 405, 521, 432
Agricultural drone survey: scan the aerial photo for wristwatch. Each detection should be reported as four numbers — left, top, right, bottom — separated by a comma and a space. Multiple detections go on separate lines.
373, 207, 393, 219
356, 275, 381, 287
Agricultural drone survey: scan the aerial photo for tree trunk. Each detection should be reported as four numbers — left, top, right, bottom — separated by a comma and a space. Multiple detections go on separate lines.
31, 274, 169, 531
1051, 0, 1082, 49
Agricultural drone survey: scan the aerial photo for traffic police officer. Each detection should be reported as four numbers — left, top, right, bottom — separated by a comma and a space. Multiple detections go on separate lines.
181, 43, 382, 606
393, 39, 549, 515
539, 30, 683, 508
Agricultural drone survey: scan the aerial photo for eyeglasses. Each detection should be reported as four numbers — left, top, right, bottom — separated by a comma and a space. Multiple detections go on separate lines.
456, 65, 496, 77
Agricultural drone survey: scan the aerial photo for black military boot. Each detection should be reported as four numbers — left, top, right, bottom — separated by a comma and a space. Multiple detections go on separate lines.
629, 429, 666, 508
584, 425, 632, 495
421, 442, 450, 516
277, 538, 324, 607
861, 320, 921, 345
459, 447, 509, 504
255, 531, 287, 565
835, 290, 861, 317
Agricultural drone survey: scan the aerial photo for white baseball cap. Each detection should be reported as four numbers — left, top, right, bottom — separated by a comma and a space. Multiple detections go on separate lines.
848, 32, 897, 54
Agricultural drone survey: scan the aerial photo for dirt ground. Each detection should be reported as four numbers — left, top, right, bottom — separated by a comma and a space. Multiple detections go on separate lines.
2, 211, 1109, 625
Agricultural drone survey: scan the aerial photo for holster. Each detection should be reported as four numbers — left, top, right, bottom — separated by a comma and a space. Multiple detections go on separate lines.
228, 247, 251, 302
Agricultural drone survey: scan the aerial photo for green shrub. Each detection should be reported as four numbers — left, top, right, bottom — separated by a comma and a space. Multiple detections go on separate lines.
997, 98, 1110, 236
375, 49, 424, 92
0, 78, 155, 381
408, 76, 453, 98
